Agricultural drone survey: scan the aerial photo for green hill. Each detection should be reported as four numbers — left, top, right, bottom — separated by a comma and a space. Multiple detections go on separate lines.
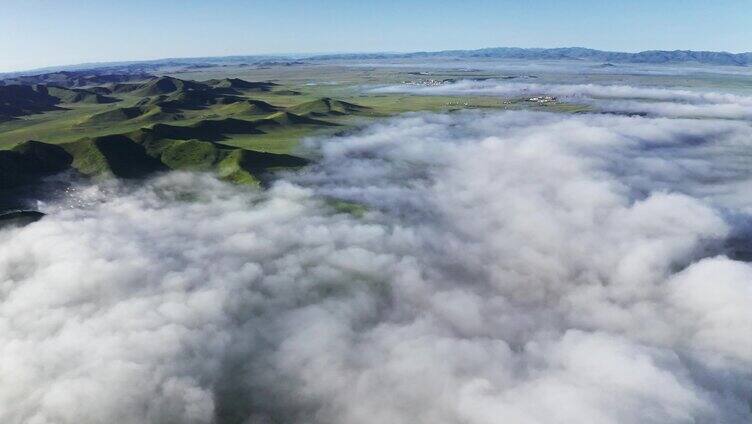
1, 71, 153, 88
158, 139, 306, 181
0, 119, 271, 187
148, 90, 244, 110
0, 83, 121, 121
130, 76, 207, 97
55, 128, 308, 184
0, 210, 45, 228
232, 148, 308, 171
81, 104, 182, 126
84, 107, 144, 123
0, 141, 73, 187
61, 135, 166, 178
253, 111, 339, 129
146, 118, 262, 141
141, 112, 336, 143
205, 78, 277, 93
111, 82, 142, 94
218, 148, 308, 185
40, 86, 119, 104
271, 89, 302, 96
111, 76, 205, 96
113, 77, 247, 112
0, 85, 61, 120
288, 98, 369, 117
87, 86, 114, 95
216, 99, 280, 117
159, 139, 223, 171
0, 76, 369, 191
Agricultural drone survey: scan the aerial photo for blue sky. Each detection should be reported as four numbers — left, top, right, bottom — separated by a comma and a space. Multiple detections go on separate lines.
1, 0, 750, 72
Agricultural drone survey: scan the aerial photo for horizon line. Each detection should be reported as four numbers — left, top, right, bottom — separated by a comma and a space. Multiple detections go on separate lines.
3, 45, 752, 75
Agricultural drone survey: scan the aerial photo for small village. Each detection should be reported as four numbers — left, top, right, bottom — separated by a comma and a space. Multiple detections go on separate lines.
401, 78, 451, 86
526, 95, 557, 104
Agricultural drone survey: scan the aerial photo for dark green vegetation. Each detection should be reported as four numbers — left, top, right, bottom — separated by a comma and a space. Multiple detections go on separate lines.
0, 83, 119, 121
41, 85, 119, 105
0, 140, 72, 187
1, 64, 554, 200
0, 85, 62, 119
0, 130, 309, 189
204, 78, 277, 93
0, 210, 45, 229
0, 64, 599, 222
0, 64, 588, 192
328, 199, 368, 218
288, 98, 370, 117
0, 70, 153, 88
0, 73, 378, 191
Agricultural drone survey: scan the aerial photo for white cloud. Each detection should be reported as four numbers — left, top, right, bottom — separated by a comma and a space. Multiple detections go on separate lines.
1, 110, 752, 423
375, 80, 752, 119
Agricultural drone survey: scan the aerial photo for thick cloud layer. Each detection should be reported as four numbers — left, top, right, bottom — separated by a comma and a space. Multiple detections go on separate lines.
1, 110, 752, 423
375, 80, 752, 119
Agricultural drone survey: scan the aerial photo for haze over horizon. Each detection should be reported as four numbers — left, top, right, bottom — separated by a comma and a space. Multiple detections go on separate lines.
1, 0, 750, 72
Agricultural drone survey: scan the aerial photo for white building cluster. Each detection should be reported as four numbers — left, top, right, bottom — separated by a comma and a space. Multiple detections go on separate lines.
526, 95, 557, 104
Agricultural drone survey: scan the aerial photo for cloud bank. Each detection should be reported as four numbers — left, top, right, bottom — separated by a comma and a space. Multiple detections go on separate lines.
1, 110, 752, 423
375, 80, 752, 120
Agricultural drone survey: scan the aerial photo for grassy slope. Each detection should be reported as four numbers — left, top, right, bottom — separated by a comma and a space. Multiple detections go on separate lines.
0, 66, 588, 155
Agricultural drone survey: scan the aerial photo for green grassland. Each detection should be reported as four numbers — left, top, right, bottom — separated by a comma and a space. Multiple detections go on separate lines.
0, 67, 589, 153
0, 67, 590, 191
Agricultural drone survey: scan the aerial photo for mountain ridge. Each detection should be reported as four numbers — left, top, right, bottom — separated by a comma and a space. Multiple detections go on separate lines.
309, 47, 752, 66
3, 47, 751, 78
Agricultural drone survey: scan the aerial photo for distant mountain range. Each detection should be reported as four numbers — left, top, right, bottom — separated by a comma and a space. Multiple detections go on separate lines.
309, 47, 752, 66
0, 56, 295, 79
3, 47, 751, 77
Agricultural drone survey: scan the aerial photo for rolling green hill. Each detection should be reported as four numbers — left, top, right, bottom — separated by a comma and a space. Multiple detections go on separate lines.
84, 106, 147, 123
0, 70, 153, 88
62, 135, 165, 178
0, 85, 62, 120
0, 128, 309, 188
80, 104, 182, 126
113, 77, 256, 112
0, 140, 72, 187
288, 97, 370, 117
0, 69, 510, 195
216, 99, 280, 117
128, 76, 207, 97
146, 90, 244, 110
0, 84, 119, 121
204, 78, 277, 93
40, 86, 119, 104
253, 111, 339, 129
